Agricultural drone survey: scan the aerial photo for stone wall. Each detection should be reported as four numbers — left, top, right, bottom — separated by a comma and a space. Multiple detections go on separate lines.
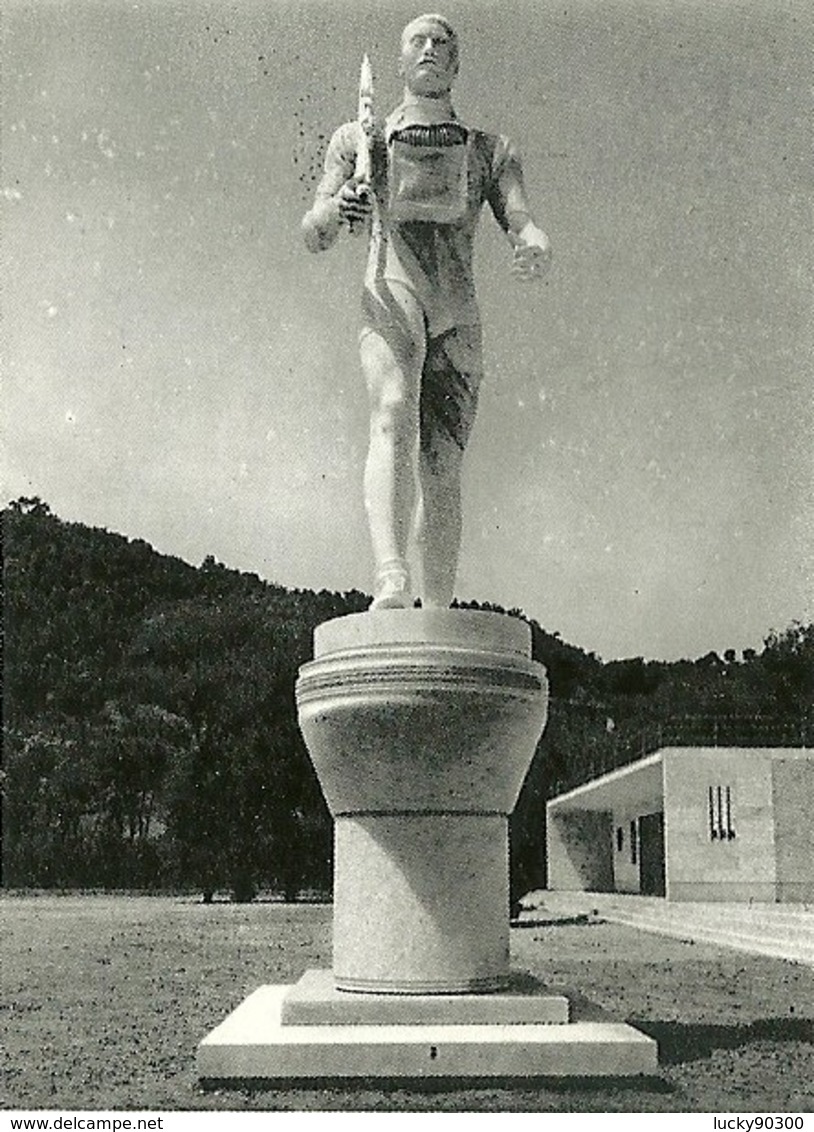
772, 756, 814, 903
546, 810, 614, 892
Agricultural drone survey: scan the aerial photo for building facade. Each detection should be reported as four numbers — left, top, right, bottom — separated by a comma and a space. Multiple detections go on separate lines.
546, 747, 814, 902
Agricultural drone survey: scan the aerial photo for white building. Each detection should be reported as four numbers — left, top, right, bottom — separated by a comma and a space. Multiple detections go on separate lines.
546, 747, 814, 902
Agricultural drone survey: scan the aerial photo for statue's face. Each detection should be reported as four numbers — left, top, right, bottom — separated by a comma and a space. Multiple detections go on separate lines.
399, 16, 458, 97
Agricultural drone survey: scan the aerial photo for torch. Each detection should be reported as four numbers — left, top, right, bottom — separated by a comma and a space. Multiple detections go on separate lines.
349, 54, 374, 235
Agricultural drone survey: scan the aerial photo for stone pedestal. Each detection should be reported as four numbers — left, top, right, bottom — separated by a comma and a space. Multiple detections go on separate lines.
197, 609, 658, 1082
296, 609, 546, 993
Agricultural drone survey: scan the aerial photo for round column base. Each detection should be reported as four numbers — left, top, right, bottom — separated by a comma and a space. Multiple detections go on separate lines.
333, 813, 510, 995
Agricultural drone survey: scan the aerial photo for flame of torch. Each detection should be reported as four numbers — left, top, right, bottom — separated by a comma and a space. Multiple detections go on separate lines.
355, 54, 374, 186
347, 54, 374, 234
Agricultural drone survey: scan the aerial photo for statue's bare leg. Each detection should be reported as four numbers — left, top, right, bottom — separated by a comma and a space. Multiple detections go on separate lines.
414, 435, 464, 608
360, 283, 426, 609
412, 324, 482, 608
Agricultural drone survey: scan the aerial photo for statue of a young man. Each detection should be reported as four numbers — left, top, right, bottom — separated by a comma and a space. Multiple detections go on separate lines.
302, 13, 551, 609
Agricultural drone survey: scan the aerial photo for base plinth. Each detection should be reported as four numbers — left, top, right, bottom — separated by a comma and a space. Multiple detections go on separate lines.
198, 610, 659, 1085
281, 969, 570, 1025
197, 984, 658, 1081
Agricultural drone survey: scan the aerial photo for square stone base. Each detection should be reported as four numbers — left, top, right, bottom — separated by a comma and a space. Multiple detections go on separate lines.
282, 969, 570, 1025
197, 984, 658, 1081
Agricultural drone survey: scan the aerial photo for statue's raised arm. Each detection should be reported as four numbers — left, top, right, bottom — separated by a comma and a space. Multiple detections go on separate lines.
302, 56, 376, 252
302, 14, 551, 610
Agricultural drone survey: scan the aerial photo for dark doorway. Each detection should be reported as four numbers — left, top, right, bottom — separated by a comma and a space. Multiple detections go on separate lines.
639, 811, 666, 896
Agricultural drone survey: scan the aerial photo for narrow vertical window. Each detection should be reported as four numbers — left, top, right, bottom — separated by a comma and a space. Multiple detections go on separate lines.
708, 786, 717, 839
616, 826, 624, 853
630, 819, 638, 864
716, 785, 725, 840
709, 785, 736, 841
725, 786, 736, 840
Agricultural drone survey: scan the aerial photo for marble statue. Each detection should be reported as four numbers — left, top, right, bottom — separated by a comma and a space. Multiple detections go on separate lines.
198, 22, 661, 1074
302, 14, 551, 610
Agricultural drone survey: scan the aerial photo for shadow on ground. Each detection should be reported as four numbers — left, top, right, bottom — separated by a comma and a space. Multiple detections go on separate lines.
632, 1017, 814, 1064
196, 895, 331, 906
200, 1073, 673, 1097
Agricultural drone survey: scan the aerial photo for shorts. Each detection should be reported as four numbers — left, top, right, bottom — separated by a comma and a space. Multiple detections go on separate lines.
361, 283, 483, 464
419, 325, 482, 461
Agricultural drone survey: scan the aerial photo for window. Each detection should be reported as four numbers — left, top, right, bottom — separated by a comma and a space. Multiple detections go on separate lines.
616, 826, 624, 852
708, 785, 736, 841
630, 819, 638, 864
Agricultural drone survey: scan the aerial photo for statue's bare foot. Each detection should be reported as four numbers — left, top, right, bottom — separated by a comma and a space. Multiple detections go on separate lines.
370, 559, 412, 610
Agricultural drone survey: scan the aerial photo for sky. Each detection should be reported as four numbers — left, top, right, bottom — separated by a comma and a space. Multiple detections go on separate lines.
3, 0, 812, 661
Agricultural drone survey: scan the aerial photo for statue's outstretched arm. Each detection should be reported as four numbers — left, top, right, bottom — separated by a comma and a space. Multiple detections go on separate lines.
489, 139, 552, 282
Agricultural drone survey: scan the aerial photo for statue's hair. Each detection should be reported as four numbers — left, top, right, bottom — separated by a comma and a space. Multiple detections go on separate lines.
401, 14, 459, 60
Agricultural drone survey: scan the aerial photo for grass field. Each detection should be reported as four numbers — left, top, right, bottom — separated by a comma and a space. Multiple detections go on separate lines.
1, 893, 813, 1112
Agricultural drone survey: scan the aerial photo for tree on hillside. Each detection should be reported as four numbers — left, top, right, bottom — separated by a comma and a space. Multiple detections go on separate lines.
86, 702, 194, 885
2, 501, 367, 894
602, 657, 662, 697
759, 621, 814, 715
7, 496, 52, 516
122, 591, 332, 900
3, 502, 200, 722
2, 704, 194, 888
3, 722, 96, 887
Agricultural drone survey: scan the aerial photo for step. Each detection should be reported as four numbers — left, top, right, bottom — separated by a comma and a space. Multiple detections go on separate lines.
604, 906, 814, 941
637, 905, 814, 928
606, 907, 814, 936
197, 983, 658, 1081
602, 911, 814, 966
520, 893, 814, 963
532, 893, 814, 933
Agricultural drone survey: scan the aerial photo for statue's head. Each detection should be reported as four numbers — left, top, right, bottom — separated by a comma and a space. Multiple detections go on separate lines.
399, 14, 459, 97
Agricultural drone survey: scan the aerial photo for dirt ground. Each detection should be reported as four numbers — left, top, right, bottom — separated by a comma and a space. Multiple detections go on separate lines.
1, 893, 812, 1112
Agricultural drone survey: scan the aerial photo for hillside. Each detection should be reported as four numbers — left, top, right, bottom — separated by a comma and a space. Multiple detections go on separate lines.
3, 498, 811, 898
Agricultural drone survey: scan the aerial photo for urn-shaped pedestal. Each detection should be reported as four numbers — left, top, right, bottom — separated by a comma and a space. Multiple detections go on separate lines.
295, 609, 548, 994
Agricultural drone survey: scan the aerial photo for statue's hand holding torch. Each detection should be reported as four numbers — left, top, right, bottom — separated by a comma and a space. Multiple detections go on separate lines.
336, 181, 372, 230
